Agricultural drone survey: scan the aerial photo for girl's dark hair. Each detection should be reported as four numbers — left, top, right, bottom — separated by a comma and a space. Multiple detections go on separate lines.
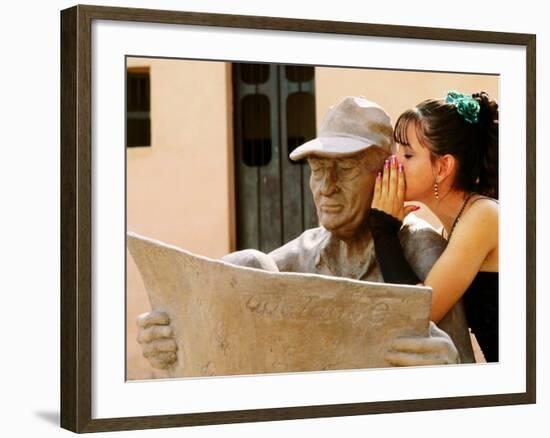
394, 91, 499, 199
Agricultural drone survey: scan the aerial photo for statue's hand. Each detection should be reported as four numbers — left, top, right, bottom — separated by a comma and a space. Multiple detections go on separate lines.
136, 310, 178, 369
384, 321, 459, 366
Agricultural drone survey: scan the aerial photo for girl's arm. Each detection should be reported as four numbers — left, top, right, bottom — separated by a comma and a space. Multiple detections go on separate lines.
424, 200, 498, 322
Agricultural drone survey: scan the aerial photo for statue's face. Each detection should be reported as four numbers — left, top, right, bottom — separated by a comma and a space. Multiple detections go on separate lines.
308, 149, 386, 238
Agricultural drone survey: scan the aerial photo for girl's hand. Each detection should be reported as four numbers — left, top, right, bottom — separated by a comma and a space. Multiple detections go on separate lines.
371, 155, 418, 222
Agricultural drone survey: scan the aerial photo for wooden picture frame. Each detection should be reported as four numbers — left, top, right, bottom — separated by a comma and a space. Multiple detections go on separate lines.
60, 4, 536, 433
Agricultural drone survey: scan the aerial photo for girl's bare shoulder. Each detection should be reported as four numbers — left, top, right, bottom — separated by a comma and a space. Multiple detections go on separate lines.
455, 196, 499, 244
466, 196, 499, 223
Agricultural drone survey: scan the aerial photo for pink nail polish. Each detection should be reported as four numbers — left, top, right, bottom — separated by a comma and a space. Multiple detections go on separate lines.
377, 172, 382, 179
384, 160, 389, 169
399, 164, 404, 173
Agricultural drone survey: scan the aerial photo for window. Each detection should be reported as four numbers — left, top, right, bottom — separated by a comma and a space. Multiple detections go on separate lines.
126, 68, 151, 147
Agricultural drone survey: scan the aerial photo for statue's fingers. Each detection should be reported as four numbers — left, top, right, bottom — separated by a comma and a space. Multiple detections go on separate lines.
137, 325, 174, 344
385, 351, 452, 367
137, 310, 170, 328
149, 352, 177, 369
390, 337, 449, 355
142, 338, 178, 357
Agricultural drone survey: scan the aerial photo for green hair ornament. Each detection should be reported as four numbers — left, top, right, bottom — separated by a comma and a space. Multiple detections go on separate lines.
445, 90, 480, 124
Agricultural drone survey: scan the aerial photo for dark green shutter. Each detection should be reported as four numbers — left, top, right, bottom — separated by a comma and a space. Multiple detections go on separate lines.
233, 63, 317, 252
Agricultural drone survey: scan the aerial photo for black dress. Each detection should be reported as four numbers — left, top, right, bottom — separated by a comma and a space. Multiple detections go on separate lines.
462, 271, 499, 362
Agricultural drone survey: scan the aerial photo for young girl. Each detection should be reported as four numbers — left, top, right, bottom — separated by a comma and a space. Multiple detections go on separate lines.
369, 91, 499, 362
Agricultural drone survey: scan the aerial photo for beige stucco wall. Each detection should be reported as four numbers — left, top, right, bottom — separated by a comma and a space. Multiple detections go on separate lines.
126, 58, 234, 379
127, 61, 497, 379
315, 68, 499, 125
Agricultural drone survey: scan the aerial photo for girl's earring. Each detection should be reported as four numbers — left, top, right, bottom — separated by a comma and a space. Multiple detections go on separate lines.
434, 181, 439, 200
